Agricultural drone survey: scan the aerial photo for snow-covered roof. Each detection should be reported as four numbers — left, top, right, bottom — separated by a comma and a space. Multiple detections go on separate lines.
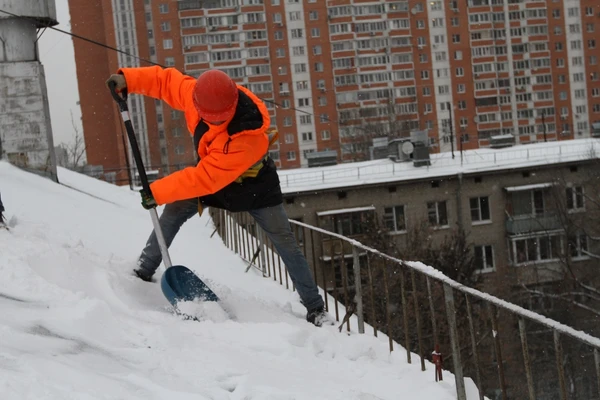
278, 139, 600, 195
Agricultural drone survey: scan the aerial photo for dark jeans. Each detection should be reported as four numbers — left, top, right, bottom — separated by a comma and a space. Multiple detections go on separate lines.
138, 199, 324, 311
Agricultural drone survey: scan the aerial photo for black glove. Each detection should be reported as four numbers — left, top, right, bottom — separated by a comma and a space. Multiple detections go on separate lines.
140, 189, 157, 210
105, 73, 127, 92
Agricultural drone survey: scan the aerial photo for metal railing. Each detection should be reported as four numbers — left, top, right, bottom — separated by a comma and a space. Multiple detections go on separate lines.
210, 208, 600, 400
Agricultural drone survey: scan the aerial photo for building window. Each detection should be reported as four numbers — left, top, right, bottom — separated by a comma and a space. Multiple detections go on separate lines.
321, 130, 330, 140
474, 245, 494, 272
160, 21, 171, 31
286, 151, 296, 161
309, 10, 318, 20
298, 98, 310, 107
470, 196, 490, 223
566, 186, 584, 211
276, 48, 285, 57
512, 190, 545, 217
301, 131, 313, 141
300, 115, 312, 124
311, 28, 320, 38
292, 46, 305, 56
170, 110, 181, 120
165, 57, 175, 66
318, 96, 327, 106
296, 81, 309, 90
274, 31, 283, 40
159, 3, 168, 13
175, 145, 185, 155
513, 235, 562, 265
568, 234, 588, 258
172, 127, 182, 137
269, 150, 280, 161
320, 211, 373, 237
427, 201, 448, 227
279, 82, 289, 94
383, 205, 406, 232
283, 116, 292, 126
284, 133, 294, 143
294, 63, 307, 73
163, 39, 173, 49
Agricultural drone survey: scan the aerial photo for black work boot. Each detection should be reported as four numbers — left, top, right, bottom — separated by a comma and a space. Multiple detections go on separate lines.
133, 259, 155, 282
306, 306, 334, 327
133, 268, 154, 282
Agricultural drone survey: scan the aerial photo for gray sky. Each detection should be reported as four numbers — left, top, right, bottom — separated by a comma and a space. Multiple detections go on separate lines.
39, 0, 82, 147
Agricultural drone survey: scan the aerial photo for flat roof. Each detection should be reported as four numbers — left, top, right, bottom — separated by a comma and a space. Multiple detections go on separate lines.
278, 138, 599, 195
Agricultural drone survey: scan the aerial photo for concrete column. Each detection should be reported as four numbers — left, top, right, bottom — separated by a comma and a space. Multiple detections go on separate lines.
0, 0, 59, 181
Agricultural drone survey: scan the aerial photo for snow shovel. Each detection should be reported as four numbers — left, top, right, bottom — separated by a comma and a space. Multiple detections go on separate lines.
108, 82, 219, 313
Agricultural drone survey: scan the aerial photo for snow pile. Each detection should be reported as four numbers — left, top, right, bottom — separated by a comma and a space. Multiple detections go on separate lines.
0, 161, 481, 399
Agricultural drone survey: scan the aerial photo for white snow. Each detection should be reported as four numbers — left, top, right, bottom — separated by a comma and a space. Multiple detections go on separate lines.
0, 161, 483, 399
278, 138, 600, 194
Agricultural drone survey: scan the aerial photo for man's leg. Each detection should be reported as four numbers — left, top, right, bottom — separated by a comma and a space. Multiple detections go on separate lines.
248, 204, 324, 312
135, 198, 199, 280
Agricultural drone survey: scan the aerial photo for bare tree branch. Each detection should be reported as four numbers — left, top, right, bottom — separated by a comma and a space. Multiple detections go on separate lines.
521, 285, 600, 318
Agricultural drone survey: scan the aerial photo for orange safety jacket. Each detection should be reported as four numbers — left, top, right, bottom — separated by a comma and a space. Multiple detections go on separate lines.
119, 66, 282, 211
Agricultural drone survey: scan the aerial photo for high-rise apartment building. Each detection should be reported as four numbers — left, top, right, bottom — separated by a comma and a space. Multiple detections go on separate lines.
69, 0, 600, 184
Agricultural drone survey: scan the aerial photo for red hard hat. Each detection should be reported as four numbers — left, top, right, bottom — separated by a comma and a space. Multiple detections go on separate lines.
192, 70, 239, 122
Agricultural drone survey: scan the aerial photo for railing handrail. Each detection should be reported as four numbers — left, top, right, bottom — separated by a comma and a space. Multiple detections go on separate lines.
288, 218, 600, 350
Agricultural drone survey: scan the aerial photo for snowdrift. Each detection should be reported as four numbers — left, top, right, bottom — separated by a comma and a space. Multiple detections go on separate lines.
0, 161, 480, 399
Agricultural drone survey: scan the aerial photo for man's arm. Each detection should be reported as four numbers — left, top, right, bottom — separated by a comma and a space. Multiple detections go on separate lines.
149, 134, 268, 205
118, 66, 196, 111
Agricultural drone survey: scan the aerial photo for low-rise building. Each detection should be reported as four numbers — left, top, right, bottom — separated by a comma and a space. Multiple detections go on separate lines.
279, 138, 600, 331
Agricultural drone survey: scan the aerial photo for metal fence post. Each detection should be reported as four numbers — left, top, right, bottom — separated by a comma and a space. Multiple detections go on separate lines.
595, 348, 600, 399
443, 284, 467, 400
554, 331, 568, 400
518, 318, 536, 400
233, 212, 239, 254
352, 246, 364, 334
257, 225, 267, 275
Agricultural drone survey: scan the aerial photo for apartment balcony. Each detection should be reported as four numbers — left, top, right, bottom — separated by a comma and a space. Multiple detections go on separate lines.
505, 213, 562, 235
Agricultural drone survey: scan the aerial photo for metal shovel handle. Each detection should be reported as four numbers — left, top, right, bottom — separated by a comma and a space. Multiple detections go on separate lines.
109, 81, 173, 270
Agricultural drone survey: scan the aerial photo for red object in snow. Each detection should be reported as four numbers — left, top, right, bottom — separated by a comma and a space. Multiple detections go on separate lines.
432, 345, 443, 382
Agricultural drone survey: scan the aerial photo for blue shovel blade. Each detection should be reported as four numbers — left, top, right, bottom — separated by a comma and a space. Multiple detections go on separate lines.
160, 265, 220, 307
